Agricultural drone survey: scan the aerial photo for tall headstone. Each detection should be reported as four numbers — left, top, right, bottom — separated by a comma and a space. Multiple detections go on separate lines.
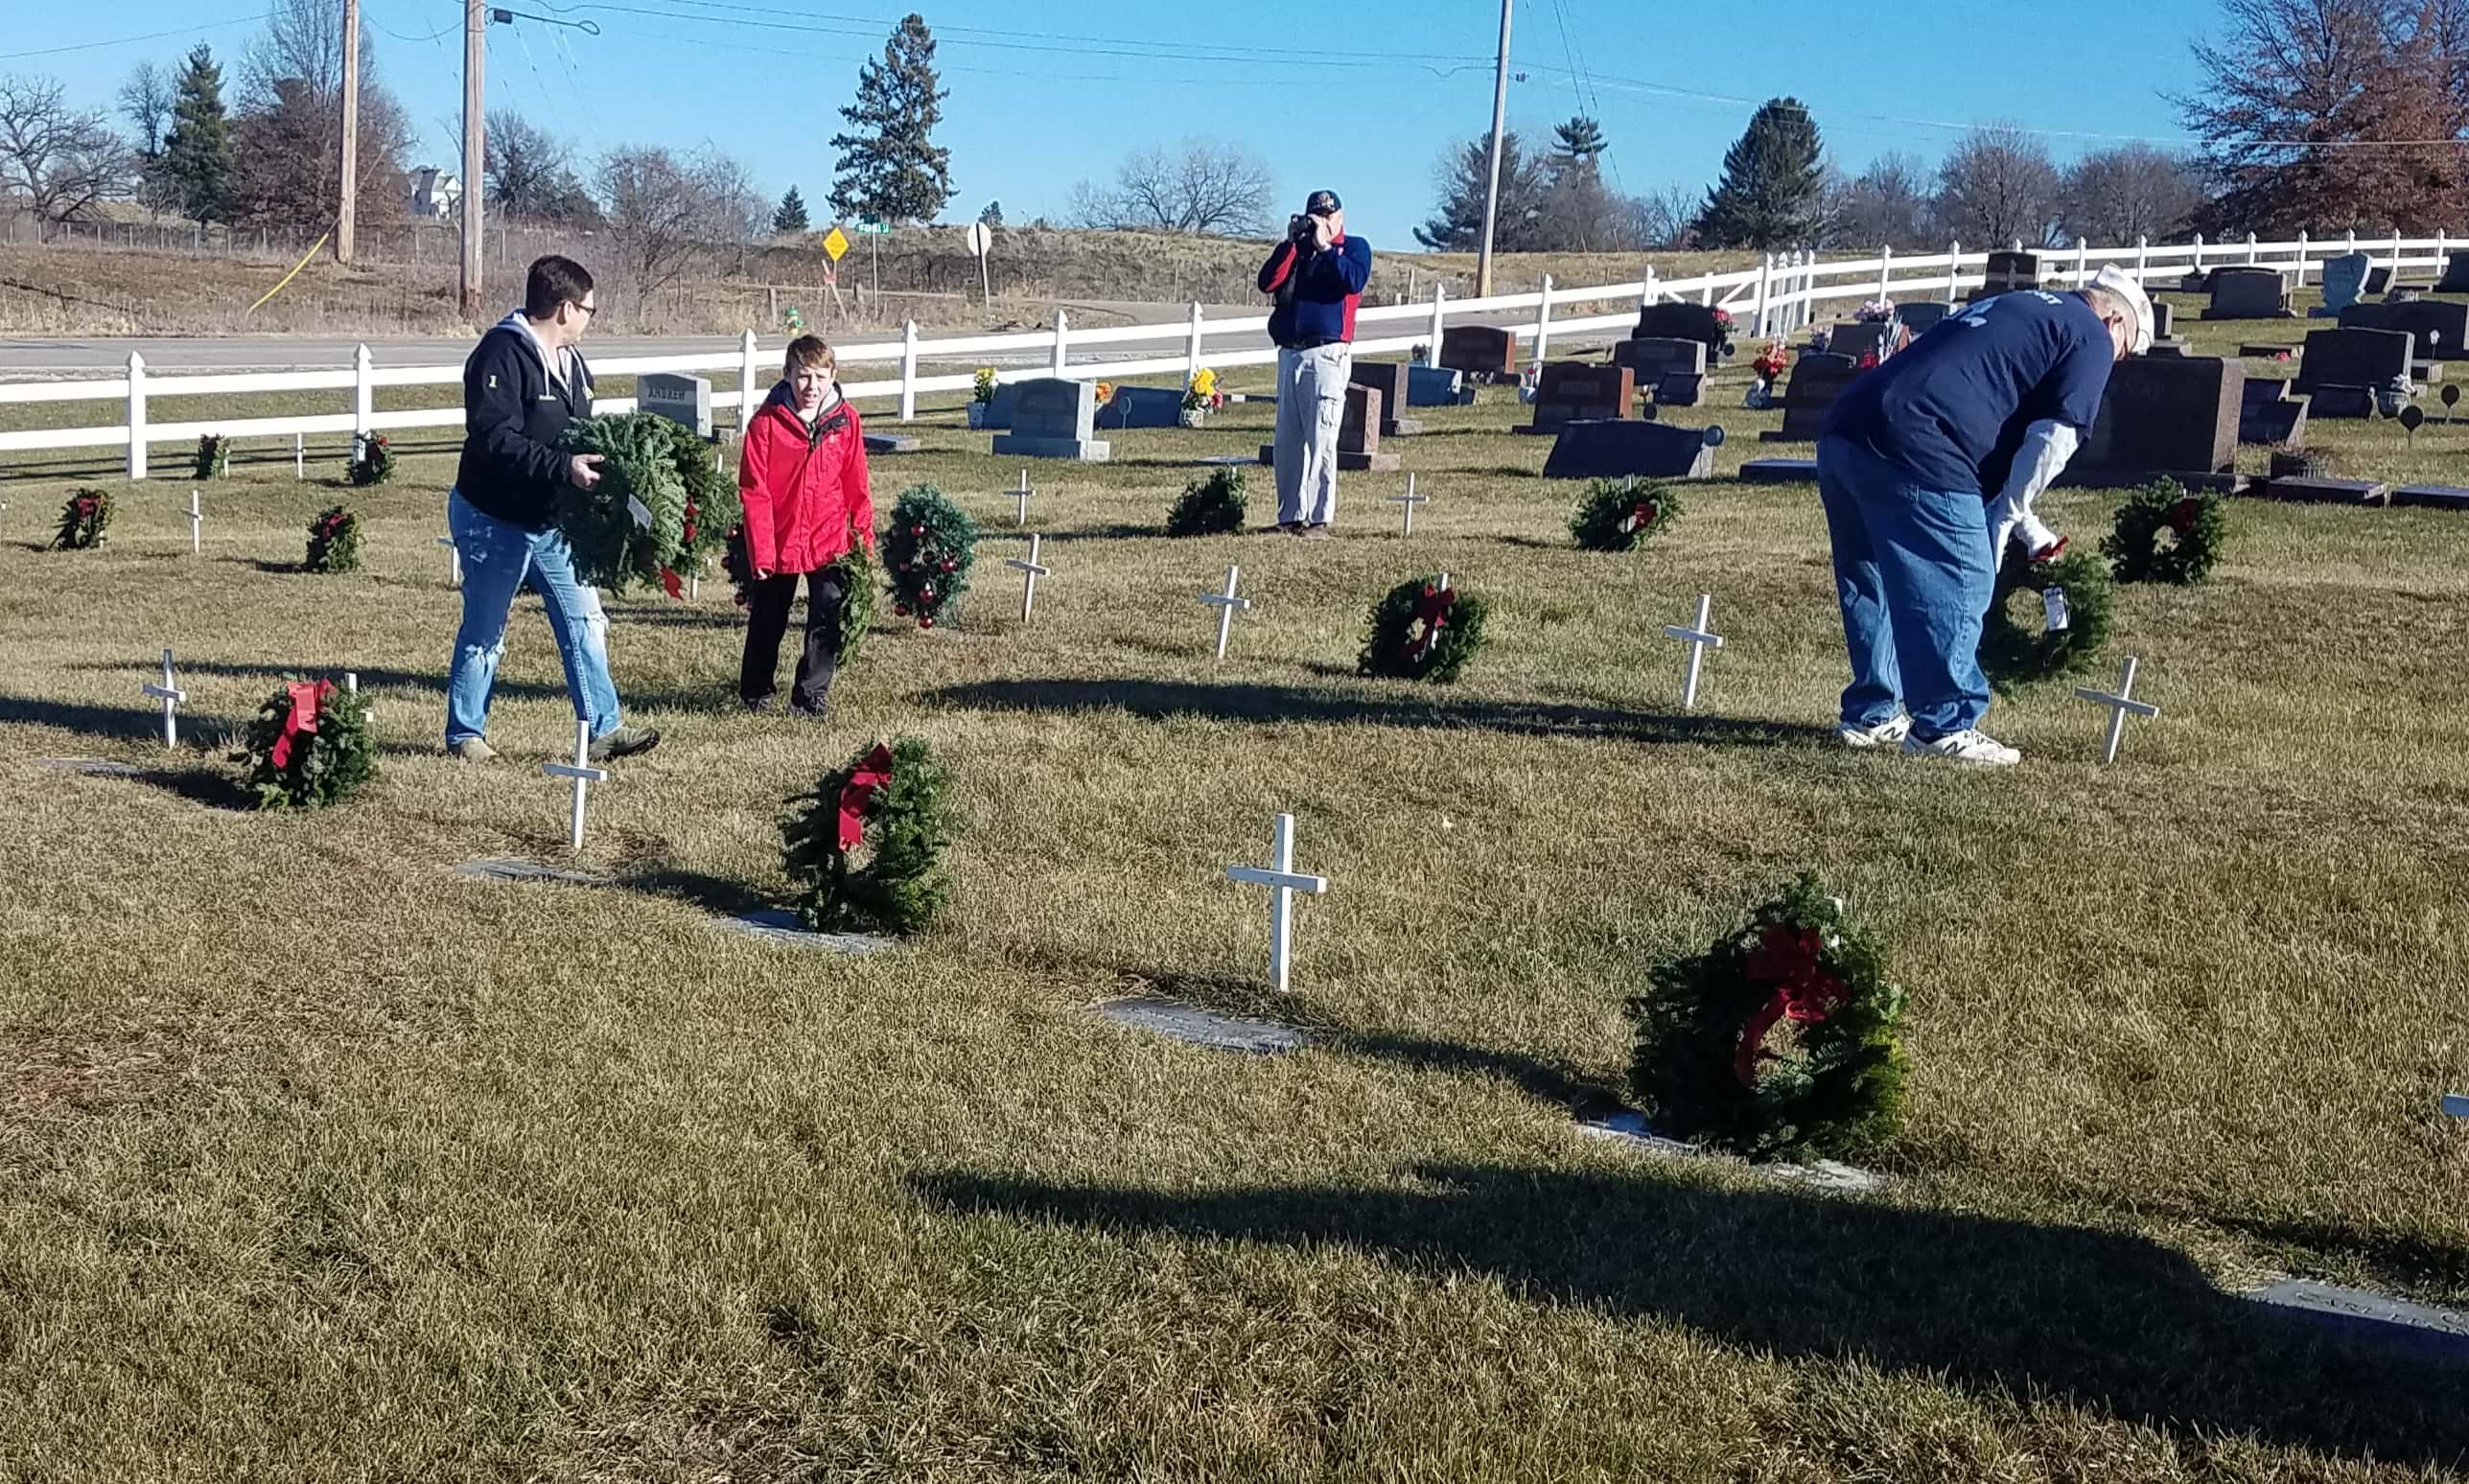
1633, 301, 1728, 354
1611, 336, 1707, 384
639, 373, 713, 439
1971, 250, 2041, 300
2293, 326, 2414, 414
2317, 252, 2371, 315
1347, 360, 1424, 436
1518, 362, 1638, 434
1439, 325, 1517, 383
1759, 352, 1862, 443
2061, 356, 2243, 486
2239, 378, 2310, 446
1094, 385, 1186, 430
990, 378, 1112, 461
2437, 250, 2469, 294
1896, 302, 1953, 336
2339, 299, 2469, 361
1827, 321, 1911, 362
1542, 421, 1718, 479
1255, 384, 1399, 472
2202, 266, 2293, 320
1407, 364, 1474, 406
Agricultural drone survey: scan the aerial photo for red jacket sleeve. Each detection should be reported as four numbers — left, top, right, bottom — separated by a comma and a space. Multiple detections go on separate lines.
1258, 241, 1298, 293
737, 414, 779, 571
842, 406, 874, 552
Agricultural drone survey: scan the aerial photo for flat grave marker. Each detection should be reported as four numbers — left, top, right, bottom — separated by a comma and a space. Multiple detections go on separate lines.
454, 857, 615, 887
2391, 484, 2469, 512
1739, 457, 1821, 483
2243, 1279, 2469, 1363
1091, 996, 1310, 1055
714, 909, 897, 955
1578, 1110, 1888, 1194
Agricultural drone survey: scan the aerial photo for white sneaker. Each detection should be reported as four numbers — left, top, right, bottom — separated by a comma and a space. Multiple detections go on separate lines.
1836, 714, 1912, 749
1901, 729, 2022, 767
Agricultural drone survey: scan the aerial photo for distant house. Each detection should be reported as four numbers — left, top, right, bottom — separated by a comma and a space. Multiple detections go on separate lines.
408, 168, 463, 220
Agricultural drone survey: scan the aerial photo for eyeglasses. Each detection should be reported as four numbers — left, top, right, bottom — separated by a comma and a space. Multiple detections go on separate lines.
573, 302, 597, 319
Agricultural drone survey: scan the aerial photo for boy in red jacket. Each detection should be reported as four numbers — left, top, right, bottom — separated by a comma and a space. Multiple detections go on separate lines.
736, 336, 874, 716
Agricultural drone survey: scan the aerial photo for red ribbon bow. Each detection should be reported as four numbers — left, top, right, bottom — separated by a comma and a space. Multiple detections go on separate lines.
269, 679, 334, 771
1412, 583, 1456, 658
2165, 498, 2202, 534
835, 743, 897, 850
1734, 921, 1849, 1088
1625, 500, 1660, 533
660, 567, 685, 600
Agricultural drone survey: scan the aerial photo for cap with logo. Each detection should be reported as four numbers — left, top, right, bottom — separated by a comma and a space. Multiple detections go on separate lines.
1305, 190, 1342, 217
2090, 265, 2155, 355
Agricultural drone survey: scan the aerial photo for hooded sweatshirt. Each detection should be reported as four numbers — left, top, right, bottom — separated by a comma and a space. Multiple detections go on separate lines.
455, 309, 596, 529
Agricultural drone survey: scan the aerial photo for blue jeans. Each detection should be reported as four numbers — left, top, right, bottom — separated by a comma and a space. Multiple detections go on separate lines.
444, 490, 621, 746
1814, 436, 1994, 739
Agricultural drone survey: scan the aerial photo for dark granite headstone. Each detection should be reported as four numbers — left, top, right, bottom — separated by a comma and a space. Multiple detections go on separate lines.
1633, 301, 1728, 352
1611, 336, 1707, 384
2263, 475, 2387, 504
1739, 457, 1820, 483
2317, 252, 2371, 314
1974, 250, 2040, 299
1095, 384, 1186, 430
1542, 420, 1718, 479
1896, 302, 1952, 336
1826, 321, 1910, 361
1440, 325, 1517, 382
2437, 249, 2469, 293
2366, 266, 2393, 295
1256, 384, 1399, 471
2241, 391, 2309, 447
991, 378, 1111, 460
1654, 373, 1706, 407
2308, 384, 2376, 418
1759, 353, 1863, 442
1093, 996, 1309, 1055
2240, 342, 2301, 359
2150, 301, 2176, 338
2338, 298, 2469, 361
1519, 361, 1637, 434
978, 381, 1022, 429
2203, 266, 2293, 320
2062, 355, 2242, 485
2294, 327, 2413, 409
1347, 360, 1425, 436
2392, 484, 2469, 511
1407, 363, 1475, 406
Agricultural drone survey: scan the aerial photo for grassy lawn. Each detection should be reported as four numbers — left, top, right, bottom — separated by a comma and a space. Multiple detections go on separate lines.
3, 337, 2467, 1480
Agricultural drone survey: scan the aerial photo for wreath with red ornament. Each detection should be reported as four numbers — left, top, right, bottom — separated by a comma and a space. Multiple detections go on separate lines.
2102, 477, 2224, 586
51, 489, 111, 550
1358, 572, 1489, 683
348, 433, 395, 487
303, 505, 361, 573
1626, 875, 1908, 1161
780, 736, 957, 935
1569, 475, 1683, 552
882, 484, 979, 629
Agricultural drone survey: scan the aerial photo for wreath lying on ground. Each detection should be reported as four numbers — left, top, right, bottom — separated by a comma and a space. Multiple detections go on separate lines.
1166, 467, 1247, 536
1978, 546, 2113, 691
194, 433, 231, 479
1627, 874, 1908, 1162
883, 485, 979, 629
1358, 573, 1489, 683
782, 736, 957, 935
556, 412, 704, 593
233, 678, 376, 810
1569, 475, 1683, 552
303, 505, 361, 574
349, 433, 395, 488
2102, 478, 2224, 586
52, 490, 111, 550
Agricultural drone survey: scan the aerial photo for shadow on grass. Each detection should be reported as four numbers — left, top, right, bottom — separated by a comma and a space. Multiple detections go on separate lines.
1039, 522, 1170, 541
922, 676, 1833, 750
913, 1162, 2469, 1468
65, 659, 568, 703
2174, 1206, 2469, 1307
130, 762, 254, 811
213, 556, 306, 575
0, 693, 205, 744
619, 865, 770, 917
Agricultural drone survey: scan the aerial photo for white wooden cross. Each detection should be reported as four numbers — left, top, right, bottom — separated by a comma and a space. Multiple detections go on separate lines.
1662, 593, 1724, 710
1006, 533, 1051, 621
1224, 812, 1330, 995
1200, 564, 1252, 661
186, 490, 202, 554
1385, 473, 1429, 535
293, 433, 304, 480
2074, 655, 2161, 764
542, 718, 609, 851
1012, 469, 1035, 526
437, 535, 462, 589
141, 648, 186, 749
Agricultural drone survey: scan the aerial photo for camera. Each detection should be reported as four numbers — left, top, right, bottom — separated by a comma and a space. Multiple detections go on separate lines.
1289, 213, 1317, 243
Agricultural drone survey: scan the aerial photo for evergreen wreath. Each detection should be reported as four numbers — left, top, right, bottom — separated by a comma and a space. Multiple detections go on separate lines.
1166, 467, 1248, 536
667, 419, 738, 591
348, 433, 396, 487
2102, 477, 2224, 586
556, 412, 691, 592
1978, 545, 2113, 691
233, 678, 377, 810
52, 489, 111, 550
1569, 475, 1683, 552
194, 433, 231, 479
782, 736, 957, 935
725, 520, 877, 665
303, 505, 362, 574
883, 484, 978, 629
1357, 573, 1489, 683
1626, 874, 1908, 1162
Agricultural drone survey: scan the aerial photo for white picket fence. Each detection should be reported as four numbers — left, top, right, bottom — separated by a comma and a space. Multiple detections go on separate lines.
4, 227, 2459, 480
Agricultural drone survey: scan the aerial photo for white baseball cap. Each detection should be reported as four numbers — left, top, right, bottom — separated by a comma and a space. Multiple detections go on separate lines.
2091, 265, 2155, 354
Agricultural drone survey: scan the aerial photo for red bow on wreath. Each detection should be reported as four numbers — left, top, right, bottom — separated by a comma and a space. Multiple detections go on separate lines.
269, 679, 335, 771
835, 743, 897, 850
2165, 498, 2202, 534
75, 498, 96, 515
1411, 582, 1456, 659
660, 567, 685, 600
1734, 921, 1849, 1088
319, 513, 347, 537
1624, 500, 1660, 534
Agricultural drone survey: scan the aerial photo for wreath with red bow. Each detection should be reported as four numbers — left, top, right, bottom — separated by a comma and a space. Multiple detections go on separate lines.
348, 433, 395, 488
1569, 475, 1684, 552
1626, 875, 1908, 1161
1358, 572, 1490, 683
303, 505, 362, 574
51, 489, 112, 551
234, 677, 376, 810
2102, 477, 2224, 586
781, 736, 957, 935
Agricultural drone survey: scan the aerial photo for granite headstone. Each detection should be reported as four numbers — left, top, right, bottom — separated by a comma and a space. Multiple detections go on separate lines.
1518, 361, 1637, 434
2061, 355, 2243, 486
1440, 325, 1517, 383
990, 378, 1112, 460
1542, 420, 1718, 479
2203, 266, 2292, 320
1348, 360, 1425, 436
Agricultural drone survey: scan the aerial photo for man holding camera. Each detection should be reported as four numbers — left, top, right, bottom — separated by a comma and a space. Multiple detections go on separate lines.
1257, 189, 1372, 536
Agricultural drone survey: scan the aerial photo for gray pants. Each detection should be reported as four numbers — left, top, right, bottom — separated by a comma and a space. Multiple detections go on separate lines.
1273, 341, 1350, 525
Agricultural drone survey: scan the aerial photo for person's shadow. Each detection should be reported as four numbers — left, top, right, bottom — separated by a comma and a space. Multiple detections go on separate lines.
913, 1162, 2469, 1470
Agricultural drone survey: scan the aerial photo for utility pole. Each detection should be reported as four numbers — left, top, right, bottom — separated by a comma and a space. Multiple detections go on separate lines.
337, 0, 361, 264
460, 0, 485, 320
1474, 0, 1512, 296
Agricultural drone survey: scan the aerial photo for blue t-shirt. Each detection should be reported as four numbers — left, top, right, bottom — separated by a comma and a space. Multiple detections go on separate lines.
1820, 290, 2114, 497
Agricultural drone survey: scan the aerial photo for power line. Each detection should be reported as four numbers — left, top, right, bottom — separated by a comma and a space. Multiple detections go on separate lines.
0, 13, 271, 60
655, 0, 1487, 67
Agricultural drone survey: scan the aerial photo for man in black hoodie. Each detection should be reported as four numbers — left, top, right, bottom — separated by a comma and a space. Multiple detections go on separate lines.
444, 255, 658, 763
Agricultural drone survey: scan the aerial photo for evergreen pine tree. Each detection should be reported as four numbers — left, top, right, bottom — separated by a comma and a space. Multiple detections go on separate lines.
827, 13, 954, 224
1551, 116, 1608, 173
1692, 98, 1826, 249
773, 185, 810, 234
1415, 132, 1547, 251
161, 43, 233, 226
977, 199, 1003, 227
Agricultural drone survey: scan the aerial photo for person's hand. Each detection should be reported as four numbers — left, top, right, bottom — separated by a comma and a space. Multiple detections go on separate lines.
751, 565, 773, 582
568, 453, 604, 491
1310, 214, 1336, 250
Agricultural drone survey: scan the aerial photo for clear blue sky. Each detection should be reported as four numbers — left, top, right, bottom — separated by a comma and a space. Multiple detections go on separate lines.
22, 0, 2212, 243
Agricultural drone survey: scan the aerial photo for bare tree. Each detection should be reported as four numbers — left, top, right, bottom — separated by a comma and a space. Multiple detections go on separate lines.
484, 109, 598, 224
2058, 144, 2205, 244
1828, 151, 1938, 248
597, 145, 757, 312
1070, 138, 1274, 235
1935, 125, 2063, 247
1627, 185, 1700, 249
0, 75, 128, 237
119, 62, 175, 157
246, 0, 350, 105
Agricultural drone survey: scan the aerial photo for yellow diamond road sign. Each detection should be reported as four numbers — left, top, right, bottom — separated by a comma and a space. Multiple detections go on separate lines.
823, 226, 850, 262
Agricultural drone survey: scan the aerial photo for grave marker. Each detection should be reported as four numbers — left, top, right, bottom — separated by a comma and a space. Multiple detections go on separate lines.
1633, 301, 1727, 351
1662, 593, 1723, 710
1739, 457, 1821, 483
186, 490, 201, 555
1973, 250, 2041, 298
2202, 266, 2294, 320
2444, 1093, 2469, 1118
1223, 812, 1330, 995
1826, 321, 1909, 362
1518, 361, 1637, 434
141, 648, 186, 749
1439, 325, 1517, 383
1385, 474, 1428, 534
2294, 326, 2414, 414
639, 372, 713, 439
1011, 469, 1034, 526
1094, 384, 1185, 430
1005, 533, 1051, 621
990, 378, 1111, 461
1760, 353, 1862, 443
1199, 565, 1252, 661
2339, 298, 2469, 361
2391, 483, 2469, 512
1542, 420, 1719, 479
717, 909, 898, 955
542, 718, 610, 851
2438, 251, 2469, 293
2238, 380, 2310, 446
1257, 385, 1401, 471
1092, 996, 1309, 1055
2073, 656, 2160, 764
2064, 356, 2243, 485
1407, 363, 1474, 406
2317, 251, 2372, 314
1896, 302, 1952, 336
1347, 360, 1424, 436
1611, 336, 1706, 387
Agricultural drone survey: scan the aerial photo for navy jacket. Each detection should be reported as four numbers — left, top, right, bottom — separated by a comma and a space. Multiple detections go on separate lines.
1259, 234, 1372, 347
455, 312, 594, 529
